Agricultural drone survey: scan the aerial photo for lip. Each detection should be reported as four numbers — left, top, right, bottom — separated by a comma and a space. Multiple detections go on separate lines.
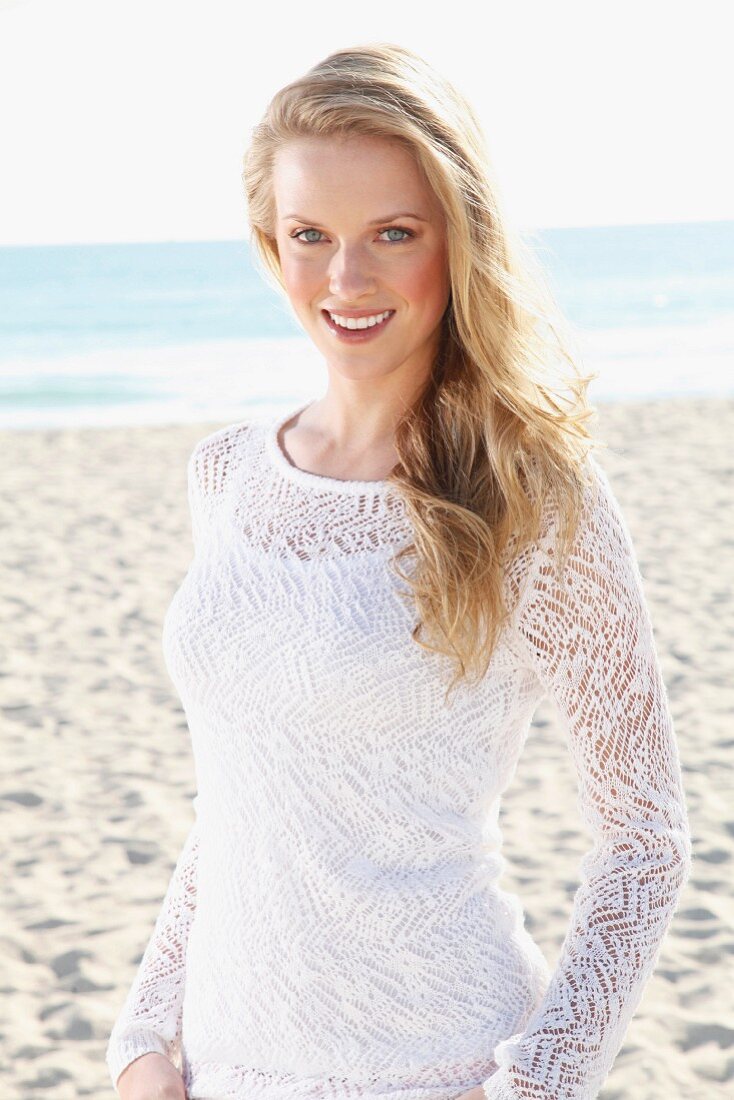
321, 308, 396, 342
321, 307, 394, 318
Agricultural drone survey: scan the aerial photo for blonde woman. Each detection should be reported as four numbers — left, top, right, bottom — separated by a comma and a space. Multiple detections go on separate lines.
105, 43, 692, 1100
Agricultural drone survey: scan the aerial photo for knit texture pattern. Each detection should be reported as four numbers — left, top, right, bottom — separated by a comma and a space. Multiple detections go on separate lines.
106, 403, 692, 1100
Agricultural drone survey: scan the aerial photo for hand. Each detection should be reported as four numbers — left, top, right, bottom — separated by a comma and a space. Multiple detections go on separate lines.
116, 1051, 187, 1100
452, 1088, 486, 1100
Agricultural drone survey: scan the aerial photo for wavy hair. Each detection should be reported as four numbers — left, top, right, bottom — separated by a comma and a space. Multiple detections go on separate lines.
242, 42, 603, 701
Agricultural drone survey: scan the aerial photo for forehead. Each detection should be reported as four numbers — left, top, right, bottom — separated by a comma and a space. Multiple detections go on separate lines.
272, 134, 436, 213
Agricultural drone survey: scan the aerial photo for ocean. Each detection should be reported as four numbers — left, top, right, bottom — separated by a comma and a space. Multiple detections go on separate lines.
1, 220, 732, 429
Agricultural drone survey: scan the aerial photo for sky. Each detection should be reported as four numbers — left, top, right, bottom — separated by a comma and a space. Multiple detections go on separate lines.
0, 0, 731, 246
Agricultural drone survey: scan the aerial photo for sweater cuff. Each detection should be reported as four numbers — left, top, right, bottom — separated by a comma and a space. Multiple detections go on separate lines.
106, 1027, 170, 1092
482, 1029, 529, 1100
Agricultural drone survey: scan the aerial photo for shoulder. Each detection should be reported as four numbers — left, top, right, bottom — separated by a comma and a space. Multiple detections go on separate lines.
507, 454, 655, 676
505, 453, 638, 621
572, 454, 636, 568
530, 452, 624, 561
536, 453, 645, 615
187, 419, 261, 499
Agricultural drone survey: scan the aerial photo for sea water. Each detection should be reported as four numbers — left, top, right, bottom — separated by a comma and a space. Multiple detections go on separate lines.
1, 221, 732, 429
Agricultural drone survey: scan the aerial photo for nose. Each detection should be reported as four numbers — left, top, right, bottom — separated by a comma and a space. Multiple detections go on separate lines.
328, 243, 376, 300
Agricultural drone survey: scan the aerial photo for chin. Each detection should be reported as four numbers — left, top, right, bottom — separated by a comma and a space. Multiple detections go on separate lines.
328, 361, 395, 379
312, 338, 397, 367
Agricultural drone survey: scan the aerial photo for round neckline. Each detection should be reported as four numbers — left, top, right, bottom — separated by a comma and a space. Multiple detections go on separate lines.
264, 401, 394, 497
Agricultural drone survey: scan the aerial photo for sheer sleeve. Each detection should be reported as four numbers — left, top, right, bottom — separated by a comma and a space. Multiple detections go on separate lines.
105, 442, 210, 1091
105, 804, 200, 1090
483, 457, 693, 1100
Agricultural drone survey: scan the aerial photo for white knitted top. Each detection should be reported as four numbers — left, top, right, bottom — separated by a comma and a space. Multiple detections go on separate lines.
106, 401, 692, 1100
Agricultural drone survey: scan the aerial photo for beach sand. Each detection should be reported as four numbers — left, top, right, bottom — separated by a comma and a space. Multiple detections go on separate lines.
0, 396, 731, 1099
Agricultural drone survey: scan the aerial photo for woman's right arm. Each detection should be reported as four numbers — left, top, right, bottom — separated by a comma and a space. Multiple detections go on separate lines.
105, 809, 200, 1095
106, 431, 232, 1095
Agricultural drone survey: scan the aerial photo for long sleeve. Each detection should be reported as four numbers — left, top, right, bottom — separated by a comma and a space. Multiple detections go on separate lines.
105, 442, 208, 1092
483, 457, 693, 1100
105, 803, 200, 1091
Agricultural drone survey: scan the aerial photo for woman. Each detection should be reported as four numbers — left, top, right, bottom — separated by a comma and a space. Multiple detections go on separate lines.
106, 43, 692, 1100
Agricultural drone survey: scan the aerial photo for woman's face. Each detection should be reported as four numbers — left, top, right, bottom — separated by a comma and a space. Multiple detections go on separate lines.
271, 133, 451, 392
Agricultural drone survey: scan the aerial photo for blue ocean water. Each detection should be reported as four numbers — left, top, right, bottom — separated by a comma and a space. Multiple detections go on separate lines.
1, 220, 732, 428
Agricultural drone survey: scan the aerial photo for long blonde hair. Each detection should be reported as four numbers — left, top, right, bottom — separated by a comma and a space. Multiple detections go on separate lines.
242, 42, 603, 700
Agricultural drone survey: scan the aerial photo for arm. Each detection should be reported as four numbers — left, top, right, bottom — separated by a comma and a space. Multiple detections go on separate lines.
105, 804, 200, 1091
106, 442, 208, 1091
483, 458, 693, 1100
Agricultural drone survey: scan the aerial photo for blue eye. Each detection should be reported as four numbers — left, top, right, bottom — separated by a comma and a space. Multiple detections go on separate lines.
378, 227, 414, 243
292, 228, 325, 243
291, 226, 415, 244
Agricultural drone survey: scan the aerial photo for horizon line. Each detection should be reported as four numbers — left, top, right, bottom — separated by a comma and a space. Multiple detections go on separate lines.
1, 215, 732, 250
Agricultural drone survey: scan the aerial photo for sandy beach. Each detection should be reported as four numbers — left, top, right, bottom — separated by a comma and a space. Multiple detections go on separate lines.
0, 395, 731, 1099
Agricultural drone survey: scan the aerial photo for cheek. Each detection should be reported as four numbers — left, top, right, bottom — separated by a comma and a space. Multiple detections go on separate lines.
280, 253, 320, 304
399, 250, 450, 310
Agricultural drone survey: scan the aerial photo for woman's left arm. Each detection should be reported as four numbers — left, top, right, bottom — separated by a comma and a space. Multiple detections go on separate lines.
477, 457, 693, 1100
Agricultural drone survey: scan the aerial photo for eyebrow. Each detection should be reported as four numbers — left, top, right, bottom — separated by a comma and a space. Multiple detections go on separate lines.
282, 211, 429, 224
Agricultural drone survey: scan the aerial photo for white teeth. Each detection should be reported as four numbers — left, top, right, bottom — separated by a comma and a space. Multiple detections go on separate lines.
328, 310, 392, 330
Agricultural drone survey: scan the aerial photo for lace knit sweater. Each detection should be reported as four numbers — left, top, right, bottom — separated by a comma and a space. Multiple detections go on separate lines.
105, 400, 692, 1100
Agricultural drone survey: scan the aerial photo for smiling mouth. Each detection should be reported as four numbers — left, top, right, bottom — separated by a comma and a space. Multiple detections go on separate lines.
321, 309, 396, 338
